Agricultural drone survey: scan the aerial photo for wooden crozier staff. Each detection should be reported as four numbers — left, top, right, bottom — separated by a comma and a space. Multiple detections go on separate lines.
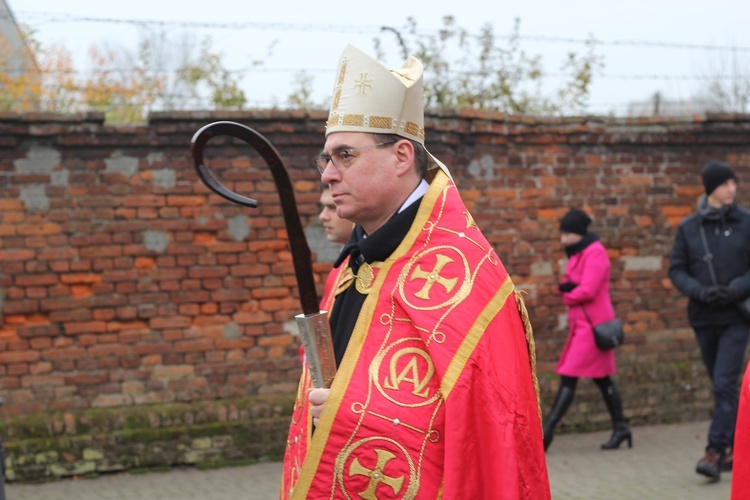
190, 121, 336, 388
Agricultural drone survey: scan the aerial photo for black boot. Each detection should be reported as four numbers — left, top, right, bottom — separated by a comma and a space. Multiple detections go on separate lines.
597, 379, 632, 450
542, 385, 575, 451
601, 421, 632, 450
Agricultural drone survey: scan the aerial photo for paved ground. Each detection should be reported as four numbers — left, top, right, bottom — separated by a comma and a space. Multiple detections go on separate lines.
5, 420, 732, 499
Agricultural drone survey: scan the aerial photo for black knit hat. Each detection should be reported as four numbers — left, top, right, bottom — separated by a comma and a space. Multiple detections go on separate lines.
559, 208, 592, 236
701, 160, 736, 196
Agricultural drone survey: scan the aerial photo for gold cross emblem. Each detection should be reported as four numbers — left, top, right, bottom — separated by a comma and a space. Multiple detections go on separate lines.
354, 73, 373, 94
410, 254, 457, 300
349, 449, 404, 499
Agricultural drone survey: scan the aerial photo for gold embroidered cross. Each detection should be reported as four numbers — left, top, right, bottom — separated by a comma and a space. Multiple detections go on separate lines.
349, 449, 404, 499
410, 254, 457, 300
354, 73, 373, 94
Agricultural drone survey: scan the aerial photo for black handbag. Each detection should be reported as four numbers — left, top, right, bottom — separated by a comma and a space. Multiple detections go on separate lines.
730, 278, 750, 322
582, 306, 624, 350
738, 297, 750, 322
699, 225, 750, 323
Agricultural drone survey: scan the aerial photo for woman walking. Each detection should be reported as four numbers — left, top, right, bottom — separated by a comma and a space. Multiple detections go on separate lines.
543, 208, 632, 451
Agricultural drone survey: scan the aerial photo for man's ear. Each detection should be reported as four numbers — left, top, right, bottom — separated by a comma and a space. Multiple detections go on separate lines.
393, 140, 416, 177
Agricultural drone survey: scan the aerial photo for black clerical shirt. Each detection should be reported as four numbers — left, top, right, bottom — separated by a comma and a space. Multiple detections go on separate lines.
329, 199, 422, 366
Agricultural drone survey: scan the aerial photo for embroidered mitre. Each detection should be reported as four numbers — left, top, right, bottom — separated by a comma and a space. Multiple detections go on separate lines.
325, 44, 451, 177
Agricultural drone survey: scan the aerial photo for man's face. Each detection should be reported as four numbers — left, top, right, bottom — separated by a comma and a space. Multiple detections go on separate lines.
319, 189, 352, 244
560, 232, 583, 247
708, 178, 737, 208
319, 132, 401, 233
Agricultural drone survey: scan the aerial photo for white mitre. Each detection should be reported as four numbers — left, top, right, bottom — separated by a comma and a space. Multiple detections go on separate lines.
325, 44, 450, 177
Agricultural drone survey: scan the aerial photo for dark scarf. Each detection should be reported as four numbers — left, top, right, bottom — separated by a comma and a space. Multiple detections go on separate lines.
698, 195, 738, 237
564, 231, 599, 258
698, 195, 736, 222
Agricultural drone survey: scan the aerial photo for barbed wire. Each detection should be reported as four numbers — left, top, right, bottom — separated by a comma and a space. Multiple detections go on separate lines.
4, 65, 745, 82
6, 10, 747, 114
13, 11, 750, 53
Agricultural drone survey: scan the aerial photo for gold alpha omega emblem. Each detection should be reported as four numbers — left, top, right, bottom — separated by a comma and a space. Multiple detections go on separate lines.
383, 347, 434, 398
372, 338, 440, 407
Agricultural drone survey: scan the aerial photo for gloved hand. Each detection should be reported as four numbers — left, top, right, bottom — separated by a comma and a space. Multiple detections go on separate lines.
558, 281, 578, 293
714, 286, 739, 306
700, 286, 723, 305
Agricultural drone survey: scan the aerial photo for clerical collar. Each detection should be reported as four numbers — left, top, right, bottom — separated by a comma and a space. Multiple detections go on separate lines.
333, 188, 425, 269
399, 179, 429, 214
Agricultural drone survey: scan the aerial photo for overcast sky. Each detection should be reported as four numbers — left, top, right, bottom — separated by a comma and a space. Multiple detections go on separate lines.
14, 0, 750, 116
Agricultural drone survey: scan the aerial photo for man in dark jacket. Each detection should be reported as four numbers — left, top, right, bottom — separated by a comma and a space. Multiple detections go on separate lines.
669, 160, 750, 483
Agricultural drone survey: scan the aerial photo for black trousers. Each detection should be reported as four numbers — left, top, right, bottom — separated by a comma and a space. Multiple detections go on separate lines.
694, 323, 750, 452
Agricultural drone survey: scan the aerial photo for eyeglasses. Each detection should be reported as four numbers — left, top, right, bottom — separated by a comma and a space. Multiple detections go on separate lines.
313, 140, 398, 175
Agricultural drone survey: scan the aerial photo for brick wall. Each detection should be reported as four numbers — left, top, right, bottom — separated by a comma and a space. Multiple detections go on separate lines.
1, 110, 749, 478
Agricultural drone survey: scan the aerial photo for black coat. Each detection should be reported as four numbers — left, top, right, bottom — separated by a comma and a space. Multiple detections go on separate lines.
669, 203, 750, 328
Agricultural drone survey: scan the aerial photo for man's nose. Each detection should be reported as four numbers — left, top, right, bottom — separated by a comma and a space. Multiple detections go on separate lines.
320, 161, 340, 183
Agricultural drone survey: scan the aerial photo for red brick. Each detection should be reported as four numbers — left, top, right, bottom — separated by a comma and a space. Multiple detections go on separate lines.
17, 324, 61, 338
216, 338, 255, 350
170, 291, 210, 304
60, 273, 103, 284
79, 246, 123, 259
17, 224, 61, 236
0, 199, 24, 210
0, 378, 20, 389
25, 287, 48, 299
21, 375, 65, 387
151, 365, 194, 380
208, 242, 248, 253
0, 249, 35, 261
233, 311, 273, 325
167, 245, 205, 256
230, 264, 270, 277
166, 195, 205, 207
36, 248, 78, 260
88, 345, 130, 358
149, 316, 191, 329
29, 361, 52, 374
102, 269, 138, 282
174, 340, 214, 353
29, 338, 52, 350
132, 344, 173, 356
258, 335, 294, 347
63, 321, 107, 335
49, 308, 93, 323
123, 195, 165, 207
41, 348, 87, 360
7, 364, 29, 376
251, 287, 291, 300
188, 266, 228, 279
65, 373, 109, 385
15, 274, 59, 286
3, 299, 39, 314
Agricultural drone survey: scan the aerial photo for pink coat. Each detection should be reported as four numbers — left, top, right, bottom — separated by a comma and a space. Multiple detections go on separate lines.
556, 240, 616, 378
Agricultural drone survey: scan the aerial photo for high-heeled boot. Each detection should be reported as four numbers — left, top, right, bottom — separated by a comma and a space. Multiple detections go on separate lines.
542, 385, 575, 451
598, 380, 633, 450
601, 421, 632, 449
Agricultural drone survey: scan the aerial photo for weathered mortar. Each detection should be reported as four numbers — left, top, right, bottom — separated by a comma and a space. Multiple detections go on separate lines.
1, 394, 294, 481
0, 109, 749, 480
